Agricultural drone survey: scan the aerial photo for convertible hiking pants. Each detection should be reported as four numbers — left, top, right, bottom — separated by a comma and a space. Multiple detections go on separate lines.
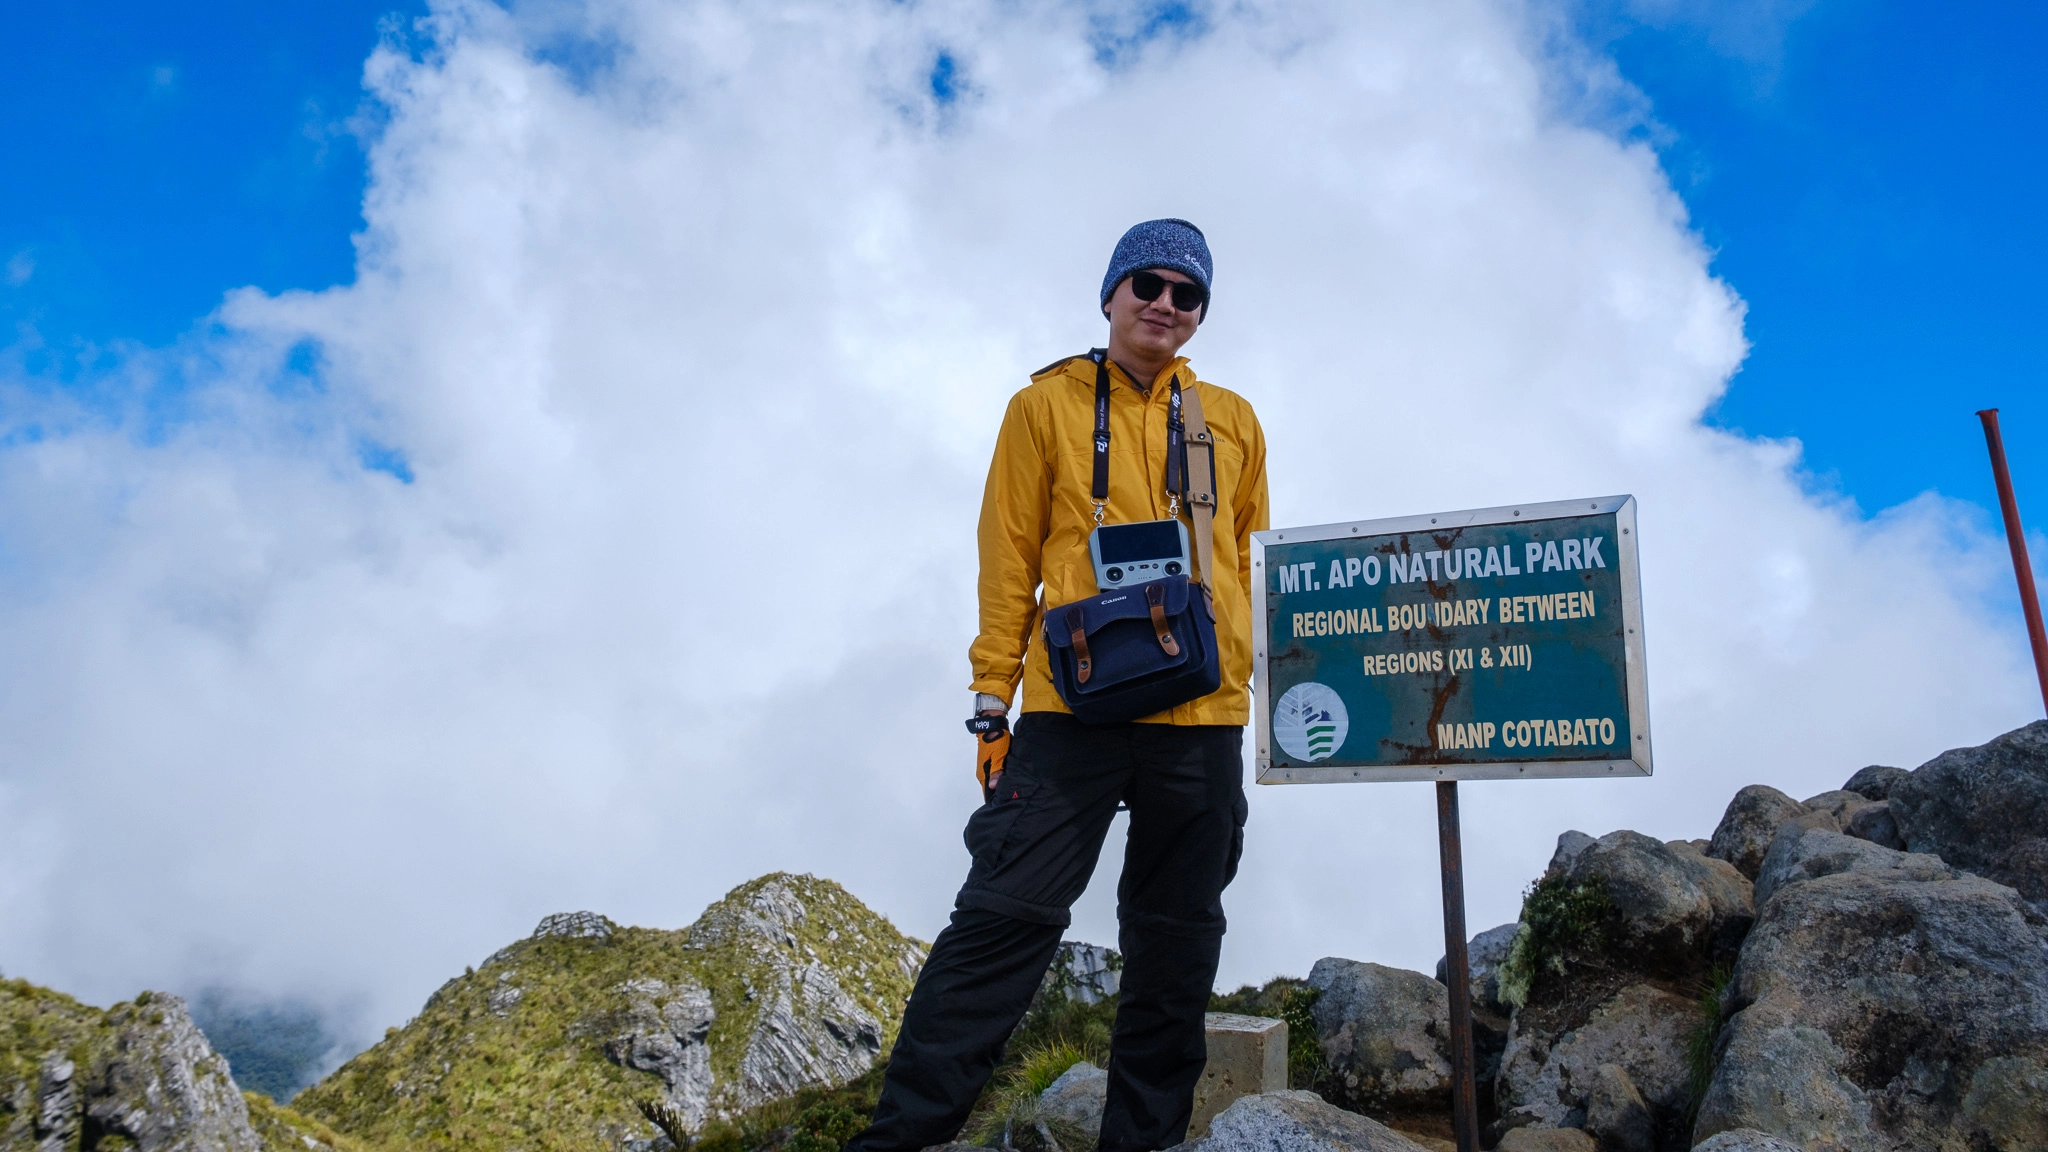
848, 713, 1248, 1152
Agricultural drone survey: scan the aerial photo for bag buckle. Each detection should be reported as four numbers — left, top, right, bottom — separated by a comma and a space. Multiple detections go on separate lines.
1145, 582, 1180, 656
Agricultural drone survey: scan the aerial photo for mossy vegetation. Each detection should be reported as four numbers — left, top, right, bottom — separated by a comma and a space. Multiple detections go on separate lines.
243, 1090, 381, 1152
1494, 875, 1616, 1010
1, 975, 111, 1144
293, 874, 925, 1152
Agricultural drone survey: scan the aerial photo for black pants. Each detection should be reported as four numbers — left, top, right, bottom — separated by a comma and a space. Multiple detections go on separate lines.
848, 713, 1247, 1152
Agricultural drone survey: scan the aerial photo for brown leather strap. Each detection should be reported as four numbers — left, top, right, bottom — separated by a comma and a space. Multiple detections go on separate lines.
1180, 384, 1219, 592
1145, 581, 1181, 656
1065, 606, 1092, 683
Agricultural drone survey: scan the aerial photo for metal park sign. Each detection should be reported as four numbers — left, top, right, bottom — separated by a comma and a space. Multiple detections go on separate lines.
1251, 495, 1650, 783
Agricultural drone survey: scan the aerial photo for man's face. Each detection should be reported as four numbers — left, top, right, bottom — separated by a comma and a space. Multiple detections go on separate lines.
1104, 267, 1203, 363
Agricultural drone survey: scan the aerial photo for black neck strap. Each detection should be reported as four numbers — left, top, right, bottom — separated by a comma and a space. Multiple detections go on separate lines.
1088, 348, 1184, 519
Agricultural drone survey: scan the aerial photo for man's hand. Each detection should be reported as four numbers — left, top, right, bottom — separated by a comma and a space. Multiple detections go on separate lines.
966, 707, 1010, 802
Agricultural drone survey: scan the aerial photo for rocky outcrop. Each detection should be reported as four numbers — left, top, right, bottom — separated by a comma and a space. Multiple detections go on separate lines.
1694, 828, 2048, 1150
1497, 982, 1692, 1142
1557, 830, 1752, 975
293, 872, 926, 1151
1435, 923, 1517, 1015
1487, 828, 1753, 1149
1307, 959, 1451, 1115
1177, 1090, 1429, 1152
1, 983, 266, 1152
1842, 764, 1909, 800
604, 977, 717, 1129
1494, 1129, 1596, 1151
1038, 942, 1120, 1006
1889, 719, 2048, 913
1707, 786, 1806, 880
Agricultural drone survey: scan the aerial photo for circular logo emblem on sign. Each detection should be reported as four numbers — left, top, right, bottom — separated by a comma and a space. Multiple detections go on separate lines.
1274, 682, 1349, 762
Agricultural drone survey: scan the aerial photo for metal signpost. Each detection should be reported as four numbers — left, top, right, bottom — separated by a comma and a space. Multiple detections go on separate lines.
1250, 495, 1651, 1152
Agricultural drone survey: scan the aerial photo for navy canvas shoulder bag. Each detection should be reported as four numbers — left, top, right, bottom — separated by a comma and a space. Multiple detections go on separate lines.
1043, 351, 1222, 724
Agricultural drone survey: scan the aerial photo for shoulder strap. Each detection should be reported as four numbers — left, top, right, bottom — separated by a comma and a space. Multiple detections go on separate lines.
1177, 379, 1218, 591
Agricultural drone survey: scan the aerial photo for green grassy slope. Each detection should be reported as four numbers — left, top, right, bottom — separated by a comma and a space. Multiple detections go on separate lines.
295, 873, 925, 1152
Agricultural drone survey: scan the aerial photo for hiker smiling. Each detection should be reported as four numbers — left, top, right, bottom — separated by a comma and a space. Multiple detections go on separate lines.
848, 219, 1270, 1152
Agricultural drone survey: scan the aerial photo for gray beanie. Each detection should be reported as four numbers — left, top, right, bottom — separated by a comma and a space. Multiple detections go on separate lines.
1099, 218, 1212, 316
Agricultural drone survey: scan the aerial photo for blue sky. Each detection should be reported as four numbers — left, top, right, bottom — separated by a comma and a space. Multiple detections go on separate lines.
5, 1, 2040, 528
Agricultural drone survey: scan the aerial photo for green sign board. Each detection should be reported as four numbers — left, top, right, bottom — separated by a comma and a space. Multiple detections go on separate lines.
1251, 495, 1650, 783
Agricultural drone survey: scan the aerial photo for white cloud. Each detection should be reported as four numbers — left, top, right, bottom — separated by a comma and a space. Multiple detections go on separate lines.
0, 0, 2038, 1050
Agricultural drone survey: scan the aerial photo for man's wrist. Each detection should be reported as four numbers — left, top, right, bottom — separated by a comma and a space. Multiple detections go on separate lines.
974, 692, 1008, 715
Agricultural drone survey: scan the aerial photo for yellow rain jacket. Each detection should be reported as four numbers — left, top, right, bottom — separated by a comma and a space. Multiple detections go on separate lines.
971, 354, 1270, 725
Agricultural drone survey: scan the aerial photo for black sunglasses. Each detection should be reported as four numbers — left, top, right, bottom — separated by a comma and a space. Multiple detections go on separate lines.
1129, 270, 1207, 313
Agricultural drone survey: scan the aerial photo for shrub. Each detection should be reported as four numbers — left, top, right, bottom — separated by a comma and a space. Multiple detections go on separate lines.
1494, 874, 1615, 1010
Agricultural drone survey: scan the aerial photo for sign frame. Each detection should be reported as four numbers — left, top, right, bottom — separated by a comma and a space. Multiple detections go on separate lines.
1251, 494, 1650, 784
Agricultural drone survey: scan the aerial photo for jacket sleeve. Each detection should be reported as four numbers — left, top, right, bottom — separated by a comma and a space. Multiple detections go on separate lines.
1234, 405, 1271, 589
969, 389, 1052, 703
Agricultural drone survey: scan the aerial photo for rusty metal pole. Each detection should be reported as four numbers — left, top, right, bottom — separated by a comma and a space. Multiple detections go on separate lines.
1436, 781, 1481, 1152
1977, 409, 2048, 715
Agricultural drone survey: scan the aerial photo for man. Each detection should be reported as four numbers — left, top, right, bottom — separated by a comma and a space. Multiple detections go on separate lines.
849, 219, 1269, 1152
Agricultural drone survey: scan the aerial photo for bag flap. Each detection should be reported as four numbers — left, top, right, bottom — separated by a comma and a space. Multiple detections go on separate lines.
1044, 577, 1193, 649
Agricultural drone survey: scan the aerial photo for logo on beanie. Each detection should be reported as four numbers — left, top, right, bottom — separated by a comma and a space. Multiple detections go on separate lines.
1274, 682, 1348, 762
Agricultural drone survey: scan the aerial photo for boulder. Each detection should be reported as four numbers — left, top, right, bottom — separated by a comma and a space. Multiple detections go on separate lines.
1581, 1061, 1653, 1152
1842, 764, 1909, 800
1494, 1128, 1597, 1151
1038, 1060, 1107, 1132
1690, 1131, 1803, 1152
1801, 789, 1877, 830
1176, 1090, 1430, 1152
1496, 982, 1693, 1133
1549, 831, 1596, 875
1843, 799, 1904, 850
1751, 824, 1952, 908
1563, 830, 1753, 972
1306, 959, 1451, 1114
1890, 719, 2048, 913
1708, 786, 1805, 880
1434, 922, 1518, 1014
1693, 832, 2048, 1151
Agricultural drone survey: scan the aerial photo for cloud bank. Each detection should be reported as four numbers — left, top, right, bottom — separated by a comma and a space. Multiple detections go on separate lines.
1, 0, 2038, 1049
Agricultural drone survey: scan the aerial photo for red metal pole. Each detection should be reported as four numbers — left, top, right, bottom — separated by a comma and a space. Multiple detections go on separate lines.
1977, 409, 2048, 715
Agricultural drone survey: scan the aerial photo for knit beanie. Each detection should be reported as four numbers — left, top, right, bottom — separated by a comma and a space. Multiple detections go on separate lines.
1099, 218, 1212, 317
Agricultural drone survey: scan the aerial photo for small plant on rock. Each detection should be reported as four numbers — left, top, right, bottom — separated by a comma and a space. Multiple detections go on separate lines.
1494, 874, 1615, 1010
1684, 964, 1735, 1128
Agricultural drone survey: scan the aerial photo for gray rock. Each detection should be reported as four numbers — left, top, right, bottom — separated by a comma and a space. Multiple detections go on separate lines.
1801, 789, 1876, 829
1306, 959, 1451, 1113
1752, 824, 1952, 908
1707, 786, 1806, 881
604, 977, 718, 1129
1843, 764, 1909, 800
534, 910, 617, 940
1497, 982, 1693, 1132
1434, 922, 1518, 1014
1564, 829, 1754, 971
1494, 1128, 1597, 1151
83, 994, 263, 1152
1038, 941, 1121, 1006
737, 959, 883, 1106
1693, 832, 2048, 1151
35, 1053, 79, 1152
1548, 830, 1595, 875
1038, 1060, 1106, 1132
1843, 798, 1904, 849
1690, 1131, 1804, 1152
1581, 1062, 1653, 1152
1891, 719, 2048, 913
1176, 1090, 1430, 1152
